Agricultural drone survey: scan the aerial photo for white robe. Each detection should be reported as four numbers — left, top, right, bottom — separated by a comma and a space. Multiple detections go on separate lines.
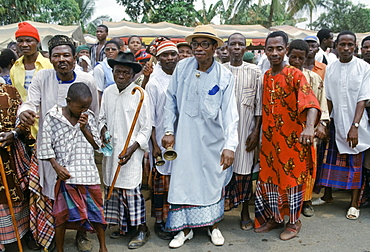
164, 57, 239, 206
99, 83, 151, 189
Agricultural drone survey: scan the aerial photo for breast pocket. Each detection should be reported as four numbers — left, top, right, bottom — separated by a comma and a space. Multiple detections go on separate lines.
202, 92, 222, 118
348, 75, 361, 93
241, 88, 255, 108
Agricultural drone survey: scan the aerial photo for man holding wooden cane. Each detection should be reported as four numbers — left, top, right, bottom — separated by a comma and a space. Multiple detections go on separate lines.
99, 52, 152, 249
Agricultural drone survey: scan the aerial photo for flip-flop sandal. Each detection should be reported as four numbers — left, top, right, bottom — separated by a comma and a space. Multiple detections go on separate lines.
240, 220, 254, 231
346, 207, 360, 220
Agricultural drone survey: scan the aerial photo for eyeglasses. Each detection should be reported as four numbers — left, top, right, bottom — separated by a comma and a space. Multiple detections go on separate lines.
190, 41, 213, 49
105, 47, 118, 52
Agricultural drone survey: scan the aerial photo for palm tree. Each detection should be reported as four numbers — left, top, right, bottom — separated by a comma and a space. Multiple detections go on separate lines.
287, 0, 329, 28
75, 0, 95, 33
194, 0, 223, 24
222, 0, 253, 24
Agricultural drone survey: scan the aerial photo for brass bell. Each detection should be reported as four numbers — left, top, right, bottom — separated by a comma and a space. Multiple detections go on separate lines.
163, 147, 177, 161
155, 155, 165, 166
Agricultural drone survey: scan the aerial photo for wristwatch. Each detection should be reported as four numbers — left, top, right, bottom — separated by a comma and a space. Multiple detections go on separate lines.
165, 131, 174, 136
320, 121, 327, 127
352, 122, 359, 128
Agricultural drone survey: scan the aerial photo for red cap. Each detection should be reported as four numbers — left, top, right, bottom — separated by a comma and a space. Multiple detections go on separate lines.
15, 22, 40, 42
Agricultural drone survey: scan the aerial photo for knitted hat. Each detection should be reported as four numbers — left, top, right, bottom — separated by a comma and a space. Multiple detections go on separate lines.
48, 35, 75, 55
15, 22, 40, 42
76, 44, 90, 54
156, 40, 178, 56
134, 49, 151, 65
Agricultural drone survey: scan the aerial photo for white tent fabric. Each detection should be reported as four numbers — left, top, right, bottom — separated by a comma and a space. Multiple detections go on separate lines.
0, 21, 85, 50
103, 20, 270, 39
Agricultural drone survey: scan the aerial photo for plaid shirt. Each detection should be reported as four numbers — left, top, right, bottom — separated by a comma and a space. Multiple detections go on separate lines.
38, 105, 101, 185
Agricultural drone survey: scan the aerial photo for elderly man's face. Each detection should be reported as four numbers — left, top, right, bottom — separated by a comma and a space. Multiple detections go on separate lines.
50, 45, 76, 76
191, 37, 217, 64
113, 64, 134, 91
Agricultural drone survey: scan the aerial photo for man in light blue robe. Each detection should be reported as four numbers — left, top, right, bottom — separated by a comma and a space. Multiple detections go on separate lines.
162, 25, 239, 248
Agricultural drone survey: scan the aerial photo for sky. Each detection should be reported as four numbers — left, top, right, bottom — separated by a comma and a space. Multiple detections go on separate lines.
91, 0, 370, 29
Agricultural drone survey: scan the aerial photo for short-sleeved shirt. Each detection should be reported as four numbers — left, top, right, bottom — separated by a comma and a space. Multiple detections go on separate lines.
38, 105, 101, 185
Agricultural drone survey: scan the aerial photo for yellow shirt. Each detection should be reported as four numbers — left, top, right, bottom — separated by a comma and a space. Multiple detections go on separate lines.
10, 52, 53, 101
10, 52, 53, 137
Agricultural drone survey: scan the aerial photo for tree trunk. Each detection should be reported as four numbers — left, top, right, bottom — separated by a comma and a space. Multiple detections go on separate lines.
268, 0, 275, 27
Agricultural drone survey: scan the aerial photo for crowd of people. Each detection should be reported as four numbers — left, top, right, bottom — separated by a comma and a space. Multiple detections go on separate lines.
0, 20, 369, 252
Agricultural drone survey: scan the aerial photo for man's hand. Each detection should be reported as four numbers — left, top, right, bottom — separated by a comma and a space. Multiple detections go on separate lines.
118, 142, 139, 166
100, 126, 109, 148
347, 126, 358, 148
143, 61, 153, 77
220, 149, 234, 170
78, 112, 88, 130
0, 132, 14, 148
299, 126, 315, 146
162, 135, 175, 149
19, 110, 37, 127
315, 123, 327, 140
245, 130, 259, 152
152, 143, 162, 158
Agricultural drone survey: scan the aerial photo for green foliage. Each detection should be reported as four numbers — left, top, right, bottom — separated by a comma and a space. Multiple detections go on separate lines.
311, 0, 370, 33
146, 1, 197, 26
0, 0, 42, 25
194, 0, 223, 24
116, 0, 195, 24
76, 0, 95, 32
34, 0, 81, 25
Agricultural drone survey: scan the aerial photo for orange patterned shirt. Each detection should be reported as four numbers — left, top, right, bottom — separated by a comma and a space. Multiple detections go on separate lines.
259, 66, 321, 190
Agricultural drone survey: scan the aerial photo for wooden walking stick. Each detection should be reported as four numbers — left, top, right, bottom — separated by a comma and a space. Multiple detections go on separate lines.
106, 86, 145, 200
0, 147, 23, 252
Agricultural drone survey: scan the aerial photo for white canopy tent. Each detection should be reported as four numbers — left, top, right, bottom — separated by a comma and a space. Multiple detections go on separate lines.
0, 21, 85, 50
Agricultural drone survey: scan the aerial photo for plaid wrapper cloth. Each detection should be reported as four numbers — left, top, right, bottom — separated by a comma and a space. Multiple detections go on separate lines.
29, 153, 55, 251
104, 186, 146, 233
316, 122, 363, 190
11, 138, 30, 191
224, 173, 253, 210
53, 179, 106, 230
254, 181, 304, 228
150, 167, 170, 222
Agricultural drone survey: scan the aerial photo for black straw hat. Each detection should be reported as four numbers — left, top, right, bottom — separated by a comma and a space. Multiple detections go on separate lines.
108, 52, 142, 74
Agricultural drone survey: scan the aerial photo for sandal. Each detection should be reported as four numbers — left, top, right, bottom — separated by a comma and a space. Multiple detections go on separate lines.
240, 220, 254, 231
346, 207, 360, 220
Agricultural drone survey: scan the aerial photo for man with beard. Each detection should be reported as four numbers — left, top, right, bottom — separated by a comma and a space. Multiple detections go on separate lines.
18, 35, 99, 252
162, 25, 238, 248
90, 25, 108, 67
223, 33, 262, 231
315, 31, 370, 220
145, 38, 179, 240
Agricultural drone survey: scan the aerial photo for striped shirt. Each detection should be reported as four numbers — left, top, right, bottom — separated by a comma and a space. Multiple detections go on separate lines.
224, 62, 263, 175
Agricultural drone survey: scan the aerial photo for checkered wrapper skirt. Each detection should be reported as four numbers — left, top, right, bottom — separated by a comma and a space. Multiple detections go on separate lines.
316, 121, 363, 190
254, 181, 304, 228
52, 179, 106, 230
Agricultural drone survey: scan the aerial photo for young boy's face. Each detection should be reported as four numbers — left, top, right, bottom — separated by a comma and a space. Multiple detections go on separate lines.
265, 36, 287, 67
288, 49, 307, 70
67, 97, 92, 118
